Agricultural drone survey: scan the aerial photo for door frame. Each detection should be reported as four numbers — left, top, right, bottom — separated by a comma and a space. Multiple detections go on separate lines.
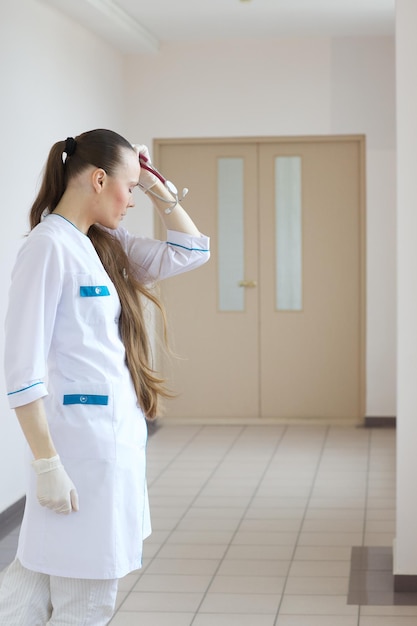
154, 135, 367, 424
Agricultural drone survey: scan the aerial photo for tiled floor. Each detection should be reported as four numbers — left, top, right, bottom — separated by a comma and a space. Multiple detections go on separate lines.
1, 423, 413, 625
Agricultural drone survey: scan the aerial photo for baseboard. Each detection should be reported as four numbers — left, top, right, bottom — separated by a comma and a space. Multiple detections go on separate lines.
0, 497, 25, 541
159, 416, 363, 427
161, 416, 397, 428
394, 574, 417, 592
364, 416, 396, 428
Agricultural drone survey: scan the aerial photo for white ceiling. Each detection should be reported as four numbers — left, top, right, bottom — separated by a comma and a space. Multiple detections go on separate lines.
41, 0, 395, 54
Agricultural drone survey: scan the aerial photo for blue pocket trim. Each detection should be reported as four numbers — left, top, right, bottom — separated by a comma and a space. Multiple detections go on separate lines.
80, 286, 110, 297
63, 394, 109, 406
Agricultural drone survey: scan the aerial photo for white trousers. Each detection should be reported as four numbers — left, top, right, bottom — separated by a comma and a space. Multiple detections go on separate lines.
0, 559, 118, 626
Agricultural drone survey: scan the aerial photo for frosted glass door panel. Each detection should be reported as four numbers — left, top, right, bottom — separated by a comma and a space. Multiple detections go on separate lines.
218, 158, 245, 311
275, 156, 303, 311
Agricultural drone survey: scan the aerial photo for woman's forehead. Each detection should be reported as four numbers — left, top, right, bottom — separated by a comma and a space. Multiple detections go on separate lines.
118, 148, 140, 180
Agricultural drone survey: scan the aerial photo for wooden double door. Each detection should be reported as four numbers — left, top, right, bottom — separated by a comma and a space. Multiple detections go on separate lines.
155, 136, 365, 422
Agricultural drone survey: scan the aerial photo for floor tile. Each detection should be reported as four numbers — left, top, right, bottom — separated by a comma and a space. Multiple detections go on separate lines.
239, 519, 303, 533
216, 559, 291, 577
146, 558, 218, 576
245, 506, 305, 519
193, 615, 275, 625
133, 574, 212, 593
176, 517, 239, 531
110, 612, 193, 625
276, 617, 358, 625
199, 592, 280, 614
363, 533, 395, 547
167, 530, 235, 545
183, 507, 244, 520
208, 575, 286, 594
285, 575, 349, 595
359, 618, 417, 626
360, 605, 417, 616
157, 544, 228, 559
305, 508, 364, 520
231, 531, 298, 546
293, 546, 352, 561
120, 591, 204, 612
297, 532, 363, 547
302, 519, 363, 533
365, 520, 395, 533
289, 560, 351, 577
279, 594, 358, 615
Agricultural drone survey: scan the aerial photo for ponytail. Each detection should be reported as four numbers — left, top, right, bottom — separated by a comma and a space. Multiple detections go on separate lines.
30, 141, 67, 229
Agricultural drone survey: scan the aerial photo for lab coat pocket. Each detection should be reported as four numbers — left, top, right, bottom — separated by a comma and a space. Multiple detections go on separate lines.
73, 274, 118, 326
48, 381, 116, 461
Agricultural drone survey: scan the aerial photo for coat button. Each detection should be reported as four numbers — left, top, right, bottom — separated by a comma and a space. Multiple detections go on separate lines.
80, 395, 88, 403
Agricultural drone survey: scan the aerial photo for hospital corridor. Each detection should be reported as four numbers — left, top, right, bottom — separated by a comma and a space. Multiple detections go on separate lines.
0, 422, 407, 625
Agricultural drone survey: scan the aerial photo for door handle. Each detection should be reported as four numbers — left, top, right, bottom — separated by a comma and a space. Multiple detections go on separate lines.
238, 280, 257, 288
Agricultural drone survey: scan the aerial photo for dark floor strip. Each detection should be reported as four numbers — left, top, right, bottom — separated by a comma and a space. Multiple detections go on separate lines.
348, 546, 417, 606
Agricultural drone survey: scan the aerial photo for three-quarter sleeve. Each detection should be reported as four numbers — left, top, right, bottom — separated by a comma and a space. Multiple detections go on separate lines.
4, 233, 63, 409
114, 227, 210, 284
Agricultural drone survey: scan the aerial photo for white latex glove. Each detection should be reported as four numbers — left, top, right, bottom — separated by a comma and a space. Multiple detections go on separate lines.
132, 144, 159, 192
32, 455, 79, 515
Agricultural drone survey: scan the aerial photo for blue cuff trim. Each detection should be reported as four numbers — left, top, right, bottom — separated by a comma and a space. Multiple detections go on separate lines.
7, 382, 43, 396
63, 394, 109, 406
166, 241, 210, 252
80, 286, 110, 297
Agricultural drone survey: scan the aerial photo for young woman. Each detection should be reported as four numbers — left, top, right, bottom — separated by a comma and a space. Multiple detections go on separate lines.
0, 129, 209, 625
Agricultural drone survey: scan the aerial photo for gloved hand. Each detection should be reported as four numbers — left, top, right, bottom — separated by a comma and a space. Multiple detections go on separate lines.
32, 455, 79, 514
132, 144, 159, 192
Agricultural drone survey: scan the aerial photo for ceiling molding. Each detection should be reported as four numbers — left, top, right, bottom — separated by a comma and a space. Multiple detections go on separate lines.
40, 0, 159, 54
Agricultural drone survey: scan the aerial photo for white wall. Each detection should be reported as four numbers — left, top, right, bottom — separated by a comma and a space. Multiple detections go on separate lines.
0, 6, 397, 514
125, 35, 397, 419
0, 0, 128, 513
395, 0, 417, 577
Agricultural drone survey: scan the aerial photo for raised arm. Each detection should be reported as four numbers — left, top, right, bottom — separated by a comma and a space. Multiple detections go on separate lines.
144, 177, 201, 237
115, 145, 209, 284
135, 144, 202, 236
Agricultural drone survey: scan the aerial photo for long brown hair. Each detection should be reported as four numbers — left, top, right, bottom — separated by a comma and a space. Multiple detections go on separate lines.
30, 129, 169, 420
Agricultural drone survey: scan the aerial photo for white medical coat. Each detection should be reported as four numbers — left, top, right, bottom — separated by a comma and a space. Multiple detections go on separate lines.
4, 213, 210, 579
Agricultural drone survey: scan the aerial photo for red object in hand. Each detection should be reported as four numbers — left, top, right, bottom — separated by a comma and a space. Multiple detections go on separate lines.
139, 154, 167, 186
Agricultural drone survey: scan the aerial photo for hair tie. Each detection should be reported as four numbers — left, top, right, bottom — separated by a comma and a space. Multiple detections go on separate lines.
63, 137, 77, 163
